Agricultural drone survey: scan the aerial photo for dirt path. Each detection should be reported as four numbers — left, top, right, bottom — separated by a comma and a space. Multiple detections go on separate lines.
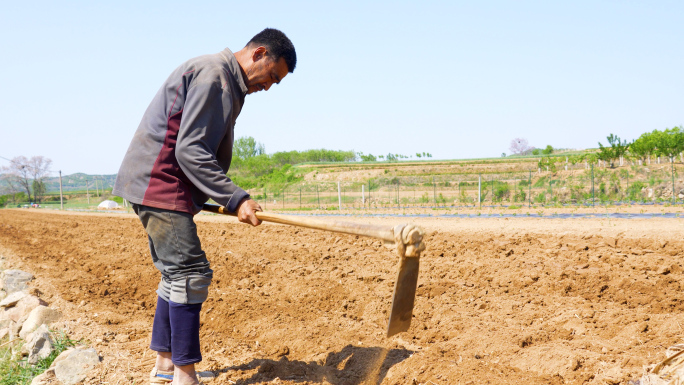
1, 209, 683, 384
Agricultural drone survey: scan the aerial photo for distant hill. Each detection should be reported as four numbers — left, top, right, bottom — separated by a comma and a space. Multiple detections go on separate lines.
0, 173, 117, 194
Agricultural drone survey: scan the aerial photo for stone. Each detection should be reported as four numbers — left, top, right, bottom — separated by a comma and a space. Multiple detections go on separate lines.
22, 324, 53, 364
1, 270, 33, 294
0, 290, 6, 302
198, 371, 216, 382
30, 368, 56, 385
0, 291, 27, 308
54, 348, 100, 385
50, 348, 75, 368
20, 306, 61, 339
0, 328, 8, 339
6, 295, 47, 322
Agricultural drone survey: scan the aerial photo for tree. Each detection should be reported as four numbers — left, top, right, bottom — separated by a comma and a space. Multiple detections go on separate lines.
358, 152, 377, 162
509, 138, 532, 155
416, 153, 422, 158
542, 145, 554, 155
233, 136, 265, 160
32, 179, 47, 203
656, 126, 684, 161
1, 156, 34, 202
598, 134, 628, 167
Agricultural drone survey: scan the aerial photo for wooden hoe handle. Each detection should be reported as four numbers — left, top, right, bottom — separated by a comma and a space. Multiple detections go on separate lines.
202, 203, 395, 242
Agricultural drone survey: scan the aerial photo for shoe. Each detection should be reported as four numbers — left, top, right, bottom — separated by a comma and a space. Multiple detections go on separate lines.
150, 367, 174, 384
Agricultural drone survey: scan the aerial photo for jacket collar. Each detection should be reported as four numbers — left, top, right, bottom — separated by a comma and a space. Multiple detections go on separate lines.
220, 48, 248, 96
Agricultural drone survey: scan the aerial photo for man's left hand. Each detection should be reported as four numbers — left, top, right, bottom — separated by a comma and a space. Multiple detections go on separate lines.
237, 198, 262, 226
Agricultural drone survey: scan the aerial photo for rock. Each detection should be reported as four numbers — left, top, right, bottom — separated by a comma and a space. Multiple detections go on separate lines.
0, 291, 6, 302
2, 270, 34, 294
198, 371, 216, 382
31, 368, 56, 385
54, 348, 100, 385
0, 328, 8, 339
6, 295, 48, 322
22, 324, 53, 364
50, 348, 75, 368
114, 333, 130, 343
0, 291, 27, 308
20, 306, 61, 339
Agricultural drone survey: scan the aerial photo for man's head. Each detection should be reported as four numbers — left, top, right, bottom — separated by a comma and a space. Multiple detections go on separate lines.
236, 28, 297, 95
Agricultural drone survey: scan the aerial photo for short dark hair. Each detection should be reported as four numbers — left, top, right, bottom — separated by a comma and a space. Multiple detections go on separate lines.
247, 28, 297, 73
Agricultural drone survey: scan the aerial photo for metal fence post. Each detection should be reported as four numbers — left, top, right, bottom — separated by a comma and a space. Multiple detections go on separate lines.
316, 184, 320, 209
299, 187, 301, 209
478, 174, 481, 209
673, 157, 676, 204
433, 177, 436, 205
528, 170, 531, 208
59, 170, 63, 210
591, 163, 595, 207
337, 181, 341, 210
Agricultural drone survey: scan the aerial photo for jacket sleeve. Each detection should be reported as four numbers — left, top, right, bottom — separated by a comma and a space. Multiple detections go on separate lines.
175, 80, 249, 213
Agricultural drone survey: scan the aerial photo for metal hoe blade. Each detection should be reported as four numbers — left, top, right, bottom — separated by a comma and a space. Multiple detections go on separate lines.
386, 255, 420, 337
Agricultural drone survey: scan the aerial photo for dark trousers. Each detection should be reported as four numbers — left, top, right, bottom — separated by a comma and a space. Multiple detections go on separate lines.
133, 204, 211, 365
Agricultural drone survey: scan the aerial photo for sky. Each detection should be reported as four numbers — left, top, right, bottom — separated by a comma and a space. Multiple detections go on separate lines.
0, 0, 682, 175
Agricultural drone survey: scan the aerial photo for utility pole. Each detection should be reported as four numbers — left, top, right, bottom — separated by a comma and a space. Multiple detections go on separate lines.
85, 177, 90, 204
59, 170, 64, 210
95, 176, 99, 197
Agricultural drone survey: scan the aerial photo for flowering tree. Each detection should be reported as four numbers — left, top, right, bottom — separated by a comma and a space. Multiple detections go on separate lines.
509, 138, 532, 155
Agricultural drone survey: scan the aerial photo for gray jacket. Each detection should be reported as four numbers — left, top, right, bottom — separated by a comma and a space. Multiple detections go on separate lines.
113, 48, 249, 215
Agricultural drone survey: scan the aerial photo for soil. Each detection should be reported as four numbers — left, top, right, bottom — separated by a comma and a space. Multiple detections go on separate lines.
1, 209, 683, 384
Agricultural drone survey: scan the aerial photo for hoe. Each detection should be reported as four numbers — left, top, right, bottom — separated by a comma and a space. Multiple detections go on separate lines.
203, 203, 426, 337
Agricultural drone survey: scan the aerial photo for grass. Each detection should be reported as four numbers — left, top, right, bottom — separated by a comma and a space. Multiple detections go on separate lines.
0, 330, 79, 385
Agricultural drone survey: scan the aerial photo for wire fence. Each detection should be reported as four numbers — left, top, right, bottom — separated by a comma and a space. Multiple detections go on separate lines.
2, 160, 682, 212
249, 162, 683, 210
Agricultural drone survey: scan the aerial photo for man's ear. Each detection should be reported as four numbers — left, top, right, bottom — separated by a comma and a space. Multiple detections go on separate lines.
251, 46, 268, 62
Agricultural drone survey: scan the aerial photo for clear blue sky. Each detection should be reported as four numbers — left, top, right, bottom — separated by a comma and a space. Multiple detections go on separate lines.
0, 1, 682, 174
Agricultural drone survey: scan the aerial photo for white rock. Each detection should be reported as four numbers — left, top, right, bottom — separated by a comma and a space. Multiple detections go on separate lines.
7, 295, 47, 322
54, 348, 100, 385
0, 328, 8, 339
0, 291, 27, 307
20, 306, 61, 339
0, 290, 6, 302
1, 270, 33, 294
50, 348, 75, 368
23, 324, 53, 364
30, 368, 55, 385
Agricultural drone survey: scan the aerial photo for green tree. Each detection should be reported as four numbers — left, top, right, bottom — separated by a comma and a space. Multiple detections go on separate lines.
233, 136, 265, 160
32, 179, 46, 203
598, 134, 628, 167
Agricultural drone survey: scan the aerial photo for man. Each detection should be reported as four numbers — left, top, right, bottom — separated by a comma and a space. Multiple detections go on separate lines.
113, 28, 296, 385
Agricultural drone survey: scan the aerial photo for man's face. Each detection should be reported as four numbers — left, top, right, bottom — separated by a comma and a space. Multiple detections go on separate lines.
244, 48, 289, 94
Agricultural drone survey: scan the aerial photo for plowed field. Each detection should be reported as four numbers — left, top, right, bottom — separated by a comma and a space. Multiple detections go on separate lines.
1, 209, 683, 384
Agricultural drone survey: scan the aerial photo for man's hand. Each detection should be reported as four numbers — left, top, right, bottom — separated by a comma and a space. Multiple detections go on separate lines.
237, 198, 262, 226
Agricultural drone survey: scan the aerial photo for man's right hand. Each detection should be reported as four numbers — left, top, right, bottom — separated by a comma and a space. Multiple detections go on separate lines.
237, 198, 262, 226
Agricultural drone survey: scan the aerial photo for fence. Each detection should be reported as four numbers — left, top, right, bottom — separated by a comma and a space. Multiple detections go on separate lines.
248, 162, 683, 210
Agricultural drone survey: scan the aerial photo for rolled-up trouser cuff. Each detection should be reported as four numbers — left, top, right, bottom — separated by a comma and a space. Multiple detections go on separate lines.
156, 274, 212, 305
